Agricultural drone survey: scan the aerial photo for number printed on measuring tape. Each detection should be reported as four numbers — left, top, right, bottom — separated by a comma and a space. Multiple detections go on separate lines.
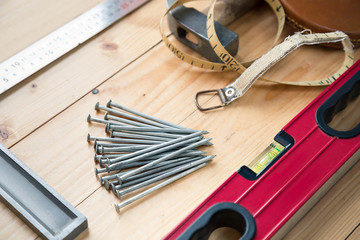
161, 0, 354, 87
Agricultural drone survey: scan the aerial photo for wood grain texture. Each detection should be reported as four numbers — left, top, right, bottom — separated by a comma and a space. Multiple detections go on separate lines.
347, 224, 360, 240
0, 0, 163, 147
0, 0, 359, 239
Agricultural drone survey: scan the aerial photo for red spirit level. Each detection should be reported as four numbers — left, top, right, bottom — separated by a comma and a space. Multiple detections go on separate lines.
164, 59, 360, 240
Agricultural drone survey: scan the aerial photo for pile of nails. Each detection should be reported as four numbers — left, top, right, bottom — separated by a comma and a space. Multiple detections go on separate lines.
87, 100, 214, 212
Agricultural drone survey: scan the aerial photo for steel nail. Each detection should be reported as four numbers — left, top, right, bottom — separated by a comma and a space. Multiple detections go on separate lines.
87, 114, 122, 126
99, 150, 205, 166
117, 138, 212, 181
109, 125, 198, 135
113, 157, 202, 191
101, 145, 150, 153
95, 167, 108, 175
113, 171, 166, 193
95, 142, 151, 148
116, 156, 214, 197
105, 113, 159, 128
104, 179, 119, 190
107, 131, 206, 165
95, 102, 172, 129
111, 131, 173, 142
97, 150, 205, 166
99, 168, 134, 184
97, 161, 149, 175
88, 134, 93, 142
98, 174, 118, 184
110, 127, 186, 139
107, 136, 203, 167
96, 153, 126, 160
120, 156, 202, 180
107, 100, 195, 131
105, 153, 205, 174
88, 135, 162, 144
114, 162, 210, 212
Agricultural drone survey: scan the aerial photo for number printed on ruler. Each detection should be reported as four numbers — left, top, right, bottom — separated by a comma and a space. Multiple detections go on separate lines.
0, 0, 149, 94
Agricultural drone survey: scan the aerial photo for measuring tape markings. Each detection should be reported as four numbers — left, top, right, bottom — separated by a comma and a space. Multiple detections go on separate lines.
206, 0, 285, 71
162, 0, 355, 102
161, 0, 285, 72
205, 0, 354, 87
160, 0, 234, 72
0, 0, 150, 95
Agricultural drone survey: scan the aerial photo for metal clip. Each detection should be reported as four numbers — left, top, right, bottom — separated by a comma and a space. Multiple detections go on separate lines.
195, 87, 237, 111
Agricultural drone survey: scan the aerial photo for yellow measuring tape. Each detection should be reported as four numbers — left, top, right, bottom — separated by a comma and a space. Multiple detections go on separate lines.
160, 0, 355, 110
160, 0, 285, 72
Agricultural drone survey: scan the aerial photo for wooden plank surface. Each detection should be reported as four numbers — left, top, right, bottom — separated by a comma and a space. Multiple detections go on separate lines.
0, 0, 359, 239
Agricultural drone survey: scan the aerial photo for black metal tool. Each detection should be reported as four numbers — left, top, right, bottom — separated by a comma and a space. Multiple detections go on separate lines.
166, 0, 261, 62
167, 3, 238, 62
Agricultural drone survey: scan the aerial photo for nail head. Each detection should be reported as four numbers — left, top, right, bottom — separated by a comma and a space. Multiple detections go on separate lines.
95, 102, 100, 111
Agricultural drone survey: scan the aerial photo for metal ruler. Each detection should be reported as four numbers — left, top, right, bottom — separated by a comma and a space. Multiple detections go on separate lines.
0, 0, 150, 95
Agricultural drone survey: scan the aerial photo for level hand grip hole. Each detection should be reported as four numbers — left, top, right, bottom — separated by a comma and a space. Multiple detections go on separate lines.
209, 227, 242, 240
327, 90, 360, 132
316, 71, 360, 138
178, 202, 255, 240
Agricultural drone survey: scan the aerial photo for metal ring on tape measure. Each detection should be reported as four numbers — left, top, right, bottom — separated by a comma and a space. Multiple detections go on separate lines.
197, 31, 354, 111
195, 86, 236, 111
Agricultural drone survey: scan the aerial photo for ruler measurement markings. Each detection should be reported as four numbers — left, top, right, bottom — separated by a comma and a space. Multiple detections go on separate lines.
0, 0, 149, 94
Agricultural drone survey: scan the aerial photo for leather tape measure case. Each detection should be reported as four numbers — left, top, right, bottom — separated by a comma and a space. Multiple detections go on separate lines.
281, 0, 360, 48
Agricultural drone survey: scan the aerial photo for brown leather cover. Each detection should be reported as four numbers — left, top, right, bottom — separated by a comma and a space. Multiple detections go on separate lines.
280, 0, 360, 48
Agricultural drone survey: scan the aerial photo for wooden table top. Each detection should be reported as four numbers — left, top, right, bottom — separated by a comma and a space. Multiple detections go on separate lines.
0, 0, 359, 239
